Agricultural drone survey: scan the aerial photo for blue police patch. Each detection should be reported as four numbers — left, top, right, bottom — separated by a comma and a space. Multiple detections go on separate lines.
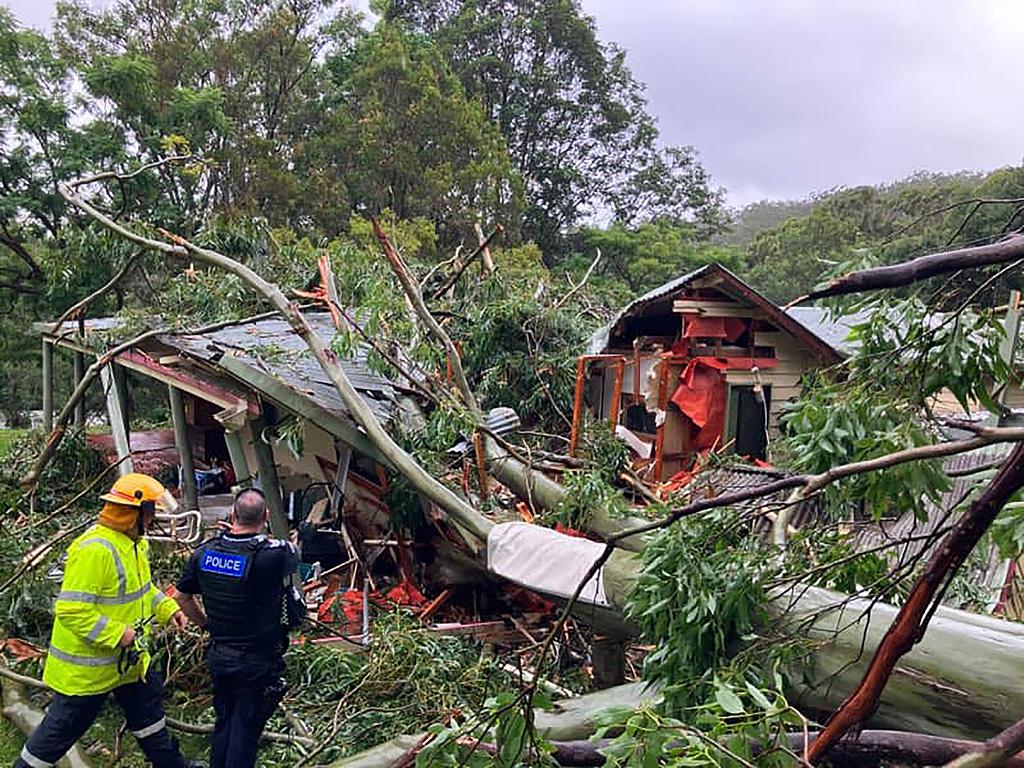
200, 550, 248, 578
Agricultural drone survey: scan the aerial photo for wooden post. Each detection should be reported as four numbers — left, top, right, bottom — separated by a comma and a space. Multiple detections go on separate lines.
113, 364, 130, 433
568, 357, 587, 456
473, 432, 490, 501
99, 363, 132, 476
250, 416, 289, 537
41, 339, 53, 434
224, 430, 252, 489
591, 635, 626, 689
73, 352, 86, 429
609, 359, 625, 429
168, 385, 198, 512
330, 445, 352, 517
653, 357, 671, 482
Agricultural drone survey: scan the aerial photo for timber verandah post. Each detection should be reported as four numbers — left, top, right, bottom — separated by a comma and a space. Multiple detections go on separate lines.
168, 385, 198, 513
73, 352, 86, 429
99, 362, 133, 477
223, 430, 253, 489
41, 339, 53, 434
250, 414, 289, 538
568, 354, 627, 456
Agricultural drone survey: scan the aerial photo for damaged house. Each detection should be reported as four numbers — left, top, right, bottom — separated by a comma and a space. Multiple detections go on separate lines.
37, 311, 400, 582
574, 263, 842, 479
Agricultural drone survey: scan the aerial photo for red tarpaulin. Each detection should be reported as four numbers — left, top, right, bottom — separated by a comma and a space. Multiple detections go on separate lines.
670, 357, 728, 450
681, 314, 746, 342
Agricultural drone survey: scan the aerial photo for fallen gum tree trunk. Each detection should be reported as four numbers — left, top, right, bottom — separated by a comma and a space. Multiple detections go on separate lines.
777, 585, 1024, 740
0, 676, 92, 768
479, 730, 1024, 767
486, 524, 1024, 740
484, 442, 650, 552
327, 682, 657, 767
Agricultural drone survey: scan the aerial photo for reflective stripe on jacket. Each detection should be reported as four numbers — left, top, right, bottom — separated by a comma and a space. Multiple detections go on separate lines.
43, 524, 179, 695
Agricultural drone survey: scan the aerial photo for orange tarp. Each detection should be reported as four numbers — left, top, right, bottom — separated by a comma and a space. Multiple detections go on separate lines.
670, 357, 728, 450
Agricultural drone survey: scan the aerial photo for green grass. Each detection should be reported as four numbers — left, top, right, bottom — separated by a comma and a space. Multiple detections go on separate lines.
0, 429, 28, 457
0, 717, 22, 763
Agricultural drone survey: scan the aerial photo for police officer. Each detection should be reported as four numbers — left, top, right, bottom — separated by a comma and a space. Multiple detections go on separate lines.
15, 473, 203, 768
175, 488, 302, 768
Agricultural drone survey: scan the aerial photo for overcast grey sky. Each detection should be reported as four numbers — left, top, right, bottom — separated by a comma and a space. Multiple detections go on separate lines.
6, 0, 1024, 206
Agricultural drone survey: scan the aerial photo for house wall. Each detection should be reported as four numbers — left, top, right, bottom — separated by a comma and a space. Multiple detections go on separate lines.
740, 330, 816, 437
585, 290, 830, 477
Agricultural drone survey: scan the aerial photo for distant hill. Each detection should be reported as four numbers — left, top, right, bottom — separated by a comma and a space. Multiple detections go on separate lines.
717, 199, 815, 248
726, 168, 1017, 303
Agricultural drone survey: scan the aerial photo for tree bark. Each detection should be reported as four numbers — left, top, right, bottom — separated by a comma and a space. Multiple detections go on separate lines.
0, 675, 92, 768
944, 716, 1024, 767
807, 442, 1024, 762
796, 234, 1024, 302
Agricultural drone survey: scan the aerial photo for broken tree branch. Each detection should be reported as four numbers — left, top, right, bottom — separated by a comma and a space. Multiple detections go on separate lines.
792, 233, 1024, 304
806, 441, 1024, 762
428, 224, 504, 301
59, 179, 493, 543
464, 730, 1024, 767
51, 254, 139, 335
371, 218, 480, 416
1, 675, 92, 767
604, 425, 1024, 545
945, 716, 1024, 767
66, 155, 198, 191
551, 248, 600, 312
0, 664, 313, 748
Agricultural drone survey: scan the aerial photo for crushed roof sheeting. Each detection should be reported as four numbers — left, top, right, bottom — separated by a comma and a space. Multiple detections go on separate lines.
851, 444, 1010, 563
162, 313, 396, 426
38, 312, 396, 429
672, 462, 825, 521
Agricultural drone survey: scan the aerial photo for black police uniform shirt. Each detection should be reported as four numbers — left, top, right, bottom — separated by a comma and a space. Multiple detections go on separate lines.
176, 532, 298, 652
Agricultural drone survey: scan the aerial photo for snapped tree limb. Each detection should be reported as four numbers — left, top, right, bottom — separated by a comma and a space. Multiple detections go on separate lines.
58, 180, 494, 543
792, 233, 1024, 303
945, 716, 1024, 767
807, 441, 1024, 762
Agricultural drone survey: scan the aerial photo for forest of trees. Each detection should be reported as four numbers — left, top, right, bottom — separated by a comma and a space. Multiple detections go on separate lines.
5, 0, 1024, 424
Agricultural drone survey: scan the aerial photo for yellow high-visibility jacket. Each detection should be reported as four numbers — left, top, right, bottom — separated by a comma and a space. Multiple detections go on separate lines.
43, 524, 179, 695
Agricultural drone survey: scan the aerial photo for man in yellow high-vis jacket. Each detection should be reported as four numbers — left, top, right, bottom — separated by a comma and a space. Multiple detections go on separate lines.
14, 473, 204, 768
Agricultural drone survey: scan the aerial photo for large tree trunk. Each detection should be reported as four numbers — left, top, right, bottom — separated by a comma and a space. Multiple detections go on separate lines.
486, 522, 1024, 741
777, 585, 1024, 741
484, 443, 649, 551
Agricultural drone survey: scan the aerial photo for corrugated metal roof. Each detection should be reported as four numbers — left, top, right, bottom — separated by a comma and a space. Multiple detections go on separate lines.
587, 265, 716, 354
39, 311, 397, 429
587, 264, 841, 362
670, 463, 824, 523
162, 313, 396, 426
784, 307, 868, 357
851, 444, 1010, 563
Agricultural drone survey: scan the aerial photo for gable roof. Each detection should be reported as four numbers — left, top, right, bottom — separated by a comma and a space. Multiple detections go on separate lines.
589, 263, 843, 363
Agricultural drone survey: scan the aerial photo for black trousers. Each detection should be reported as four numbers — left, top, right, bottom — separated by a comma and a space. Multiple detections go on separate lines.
14, 670, 188, 768
207, 644, 283, 768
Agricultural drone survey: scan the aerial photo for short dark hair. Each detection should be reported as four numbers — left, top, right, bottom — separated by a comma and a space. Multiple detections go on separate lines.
233, 488, 267, 526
